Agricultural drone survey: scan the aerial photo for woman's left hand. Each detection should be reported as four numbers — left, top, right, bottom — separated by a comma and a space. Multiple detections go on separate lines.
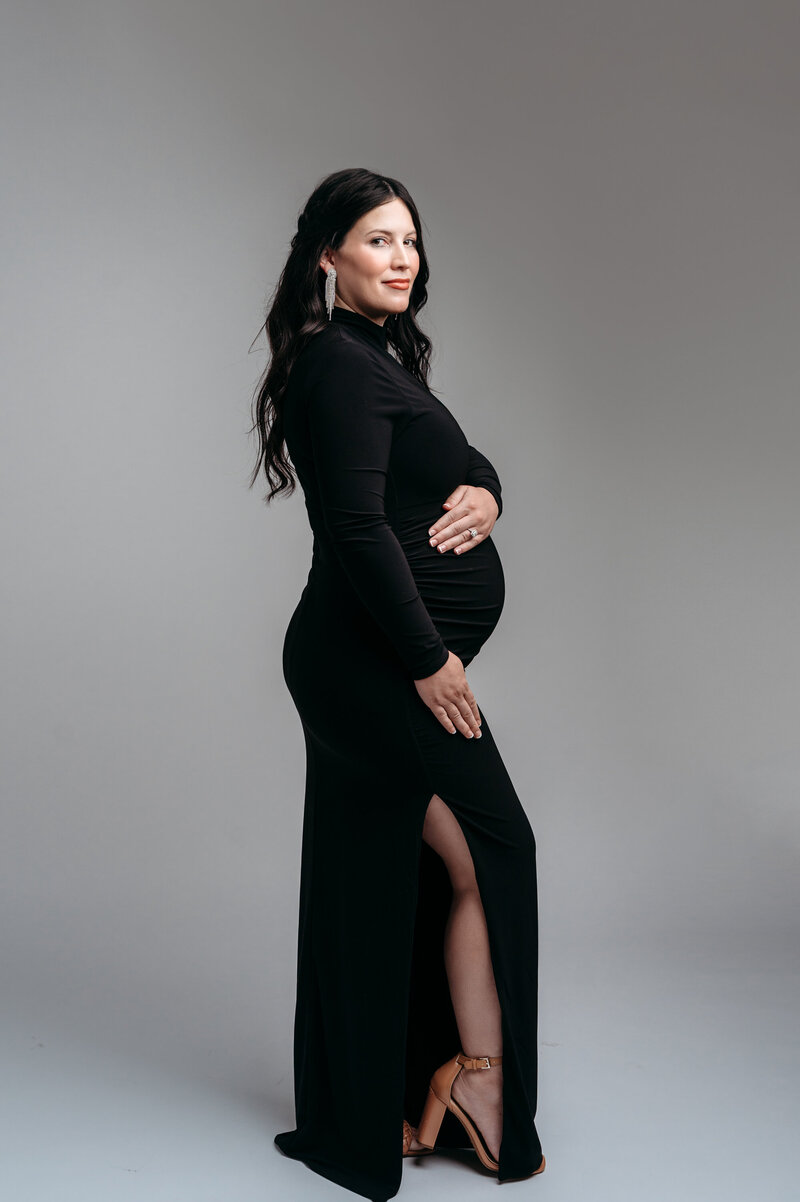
427, 485, 499, 555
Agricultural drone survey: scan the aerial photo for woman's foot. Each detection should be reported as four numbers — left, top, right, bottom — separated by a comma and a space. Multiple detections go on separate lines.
450, 1062, 503, 1164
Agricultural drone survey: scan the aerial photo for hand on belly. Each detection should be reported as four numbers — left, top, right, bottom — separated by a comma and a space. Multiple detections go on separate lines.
426, 484, 500, 555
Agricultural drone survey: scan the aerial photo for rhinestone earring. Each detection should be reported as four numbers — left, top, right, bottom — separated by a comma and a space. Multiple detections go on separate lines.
325, 267, 337, 319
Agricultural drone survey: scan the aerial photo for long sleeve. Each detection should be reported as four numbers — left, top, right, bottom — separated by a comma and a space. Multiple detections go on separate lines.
465, 444, 503, 518
306, 343, 450, 680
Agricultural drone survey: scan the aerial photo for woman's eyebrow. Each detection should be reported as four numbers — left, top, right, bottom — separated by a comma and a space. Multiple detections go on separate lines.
365, 228, 417, 237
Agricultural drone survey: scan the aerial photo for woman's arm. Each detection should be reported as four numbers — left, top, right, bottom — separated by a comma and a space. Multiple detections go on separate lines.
465, 444, 503, 518
307, 342, 450, 681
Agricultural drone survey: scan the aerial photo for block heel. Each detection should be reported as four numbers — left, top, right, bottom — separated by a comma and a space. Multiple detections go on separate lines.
416, 1085, 449, 1149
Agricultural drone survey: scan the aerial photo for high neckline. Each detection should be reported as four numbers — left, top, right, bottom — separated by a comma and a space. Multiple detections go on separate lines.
329, 305, 389, 350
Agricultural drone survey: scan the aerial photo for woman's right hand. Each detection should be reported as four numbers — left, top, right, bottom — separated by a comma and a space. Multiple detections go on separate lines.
413, 651, 482, 739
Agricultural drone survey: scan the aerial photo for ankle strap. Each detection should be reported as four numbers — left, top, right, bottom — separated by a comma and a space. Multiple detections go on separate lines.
456, 1053, 502, 1070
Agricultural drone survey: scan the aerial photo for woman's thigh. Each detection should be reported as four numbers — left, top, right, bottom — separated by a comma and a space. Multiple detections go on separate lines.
422, 793, 479, 894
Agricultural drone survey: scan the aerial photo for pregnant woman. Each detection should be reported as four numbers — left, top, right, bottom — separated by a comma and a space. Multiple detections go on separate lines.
250, 168, 545, 1201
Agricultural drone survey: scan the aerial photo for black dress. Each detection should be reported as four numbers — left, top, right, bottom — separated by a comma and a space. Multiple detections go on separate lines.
274, 305, 542, 1201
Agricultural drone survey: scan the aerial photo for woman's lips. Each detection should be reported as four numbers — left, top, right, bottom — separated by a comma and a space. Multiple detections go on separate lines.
384, 280, 410, 289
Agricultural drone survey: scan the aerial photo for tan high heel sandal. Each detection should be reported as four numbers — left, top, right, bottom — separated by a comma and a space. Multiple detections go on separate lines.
402, 1118, 434, 1157
416, 1052, 546, 1177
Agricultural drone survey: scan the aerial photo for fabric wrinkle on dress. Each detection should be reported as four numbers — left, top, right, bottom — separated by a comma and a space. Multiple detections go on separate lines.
275, 304, 543, 1201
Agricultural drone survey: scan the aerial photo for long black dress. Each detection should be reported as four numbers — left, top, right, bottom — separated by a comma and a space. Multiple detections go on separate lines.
274, 305, 543, 1200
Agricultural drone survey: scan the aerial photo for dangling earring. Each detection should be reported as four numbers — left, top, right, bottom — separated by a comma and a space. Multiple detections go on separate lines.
325, 267, 337, 319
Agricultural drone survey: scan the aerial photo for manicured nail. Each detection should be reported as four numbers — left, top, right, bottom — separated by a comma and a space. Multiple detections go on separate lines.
428, 528, 435, 535
429, 537, 437, 545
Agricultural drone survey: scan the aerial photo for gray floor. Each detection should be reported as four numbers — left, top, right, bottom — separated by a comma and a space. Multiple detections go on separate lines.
3, 931, 795, 1202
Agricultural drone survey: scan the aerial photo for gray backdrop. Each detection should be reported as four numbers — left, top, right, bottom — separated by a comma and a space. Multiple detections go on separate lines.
2, 2, 797, 1200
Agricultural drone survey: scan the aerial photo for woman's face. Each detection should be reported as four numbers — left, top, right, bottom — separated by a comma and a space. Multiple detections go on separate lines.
320, 198, 420, 325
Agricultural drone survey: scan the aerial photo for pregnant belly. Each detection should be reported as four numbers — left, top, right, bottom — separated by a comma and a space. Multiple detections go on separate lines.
398, 506, 506, 665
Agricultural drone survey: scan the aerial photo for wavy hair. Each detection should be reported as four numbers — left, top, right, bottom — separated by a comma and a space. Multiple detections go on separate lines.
248, 168, 435, 503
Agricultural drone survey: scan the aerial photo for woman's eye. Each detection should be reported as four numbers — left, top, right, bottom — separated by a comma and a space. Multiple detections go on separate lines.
371, 238, 418, 247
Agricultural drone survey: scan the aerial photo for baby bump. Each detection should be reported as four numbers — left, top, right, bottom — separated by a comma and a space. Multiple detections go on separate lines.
397, 505, 506, 664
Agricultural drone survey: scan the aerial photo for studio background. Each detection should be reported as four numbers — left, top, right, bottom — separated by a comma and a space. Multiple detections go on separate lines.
1, 2, 797, 1199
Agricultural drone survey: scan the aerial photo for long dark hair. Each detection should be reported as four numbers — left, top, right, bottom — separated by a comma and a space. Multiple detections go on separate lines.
248, 168, 435, 503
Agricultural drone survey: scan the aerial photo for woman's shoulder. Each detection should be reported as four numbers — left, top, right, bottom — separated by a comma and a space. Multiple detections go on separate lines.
303, 321, 379, 359
294, 322, 389, 385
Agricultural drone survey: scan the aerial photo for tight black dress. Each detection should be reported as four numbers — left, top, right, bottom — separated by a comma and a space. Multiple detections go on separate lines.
274, 304, 542, 1201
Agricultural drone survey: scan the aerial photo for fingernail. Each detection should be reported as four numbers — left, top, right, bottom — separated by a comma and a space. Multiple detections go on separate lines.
429, 538, 437, 546
438, 546, 445, 553
475, 730, 482, 738
428, 528, 435, 535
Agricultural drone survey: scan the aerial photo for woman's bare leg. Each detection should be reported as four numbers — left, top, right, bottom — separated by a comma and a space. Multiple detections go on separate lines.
406, 793, 504, 1160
